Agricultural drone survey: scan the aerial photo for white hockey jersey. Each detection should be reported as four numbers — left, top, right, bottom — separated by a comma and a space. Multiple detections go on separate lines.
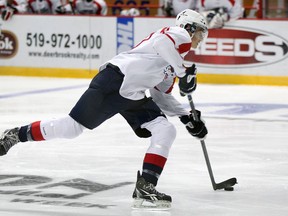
165, 0, 243, 20
108, 26, 191, 101
197, 0, 244, 20
168, 0, 196, 16
149, 77, 189, 117
27, 0, 63, 14
66, 0, 107, 15
0, 0, 27, 13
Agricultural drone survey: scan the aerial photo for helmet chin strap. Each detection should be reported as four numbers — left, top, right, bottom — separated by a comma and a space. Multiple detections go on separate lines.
184, 24, 196, 34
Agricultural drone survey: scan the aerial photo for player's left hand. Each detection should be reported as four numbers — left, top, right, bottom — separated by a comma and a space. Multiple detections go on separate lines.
178, 64, 197, 96
180, 110, 207, 140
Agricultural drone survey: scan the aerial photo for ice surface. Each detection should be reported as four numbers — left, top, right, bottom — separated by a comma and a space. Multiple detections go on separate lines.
0, 76, 287, 216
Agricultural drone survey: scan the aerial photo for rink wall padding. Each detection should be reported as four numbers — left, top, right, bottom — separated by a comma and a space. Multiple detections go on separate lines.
198, 74, 288, 86
1, 15, 288, 86
0, 67, 97, 79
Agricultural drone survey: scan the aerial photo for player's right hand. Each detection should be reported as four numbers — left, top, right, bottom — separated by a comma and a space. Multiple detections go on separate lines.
180, 110, 208, 140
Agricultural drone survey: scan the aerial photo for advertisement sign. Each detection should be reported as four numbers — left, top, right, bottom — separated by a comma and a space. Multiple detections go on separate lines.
117, 17, 134, 54
0, 30, 18, 59
0, 16, 288, 85
184, 20, 288, 78
0, 15, 116, 77
186, 26, 288, 69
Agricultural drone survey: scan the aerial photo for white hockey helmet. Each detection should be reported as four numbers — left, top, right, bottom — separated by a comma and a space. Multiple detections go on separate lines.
120, 9, 129, 16
128, 8, 140, 16
120, 8, 140, 16
175, 9, 208, 36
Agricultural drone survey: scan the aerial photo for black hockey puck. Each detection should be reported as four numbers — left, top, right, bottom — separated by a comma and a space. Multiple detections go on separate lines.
224, 187, 234, 191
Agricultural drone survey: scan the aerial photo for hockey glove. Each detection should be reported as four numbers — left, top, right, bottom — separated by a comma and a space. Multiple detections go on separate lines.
208, 12, 224, 29
180, 110, 207, 140
201, 7, 229, 29
55, 6, 66, 14
178, 64, 197, 96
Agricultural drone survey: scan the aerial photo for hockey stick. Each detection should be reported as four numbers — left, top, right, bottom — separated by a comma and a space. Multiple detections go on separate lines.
187, 94, 237, 191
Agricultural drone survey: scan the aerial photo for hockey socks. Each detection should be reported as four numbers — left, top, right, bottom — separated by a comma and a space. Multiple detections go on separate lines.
18, 121, 45, 142
142, 153, 167, 186
17, 116, 85, 143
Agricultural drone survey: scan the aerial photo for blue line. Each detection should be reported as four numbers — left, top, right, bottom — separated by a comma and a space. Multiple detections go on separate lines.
0, 84, 87, 100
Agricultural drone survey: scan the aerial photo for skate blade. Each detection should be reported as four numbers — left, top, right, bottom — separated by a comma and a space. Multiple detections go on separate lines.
131, 198, 171, 211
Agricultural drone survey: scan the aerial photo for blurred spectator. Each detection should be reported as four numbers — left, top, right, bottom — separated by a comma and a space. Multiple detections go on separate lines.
163, 0, 196, 17
164, 0, 244, 29
58, 0, 107, 15
198, 0, 244, 28
120, 7, 140, 16
27, 0, 65, 14
0, 0, 27, 21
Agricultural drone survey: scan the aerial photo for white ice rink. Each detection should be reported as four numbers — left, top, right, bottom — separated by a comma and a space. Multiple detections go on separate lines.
0, 76, 287, 216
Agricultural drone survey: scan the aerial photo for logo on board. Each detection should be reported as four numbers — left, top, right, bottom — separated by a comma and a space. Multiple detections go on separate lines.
0, 30, 18, 59
185, 27, 288, 68
117, 17, 134, 54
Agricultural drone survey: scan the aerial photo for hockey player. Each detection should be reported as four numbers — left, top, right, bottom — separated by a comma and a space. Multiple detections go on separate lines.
0, 9, 208, 209
57, 0, 107, 15
27, 0, 65, 14
197, 0, 244, 29
0, 0, 27, 21
164, 0, 244, 29
163, 0, 196, 17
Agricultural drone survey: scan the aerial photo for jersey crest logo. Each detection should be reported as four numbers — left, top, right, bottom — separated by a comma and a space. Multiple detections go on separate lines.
163, 65, 175, 80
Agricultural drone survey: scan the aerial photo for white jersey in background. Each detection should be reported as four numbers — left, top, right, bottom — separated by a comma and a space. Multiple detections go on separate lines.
164, 0, 244, 28
63, 0, 107, 15
0, 0, 27, 20
27, 0, 63, 14
0, 0, 27, 12
107, 26, 191, 101
165, 0, 196, 16
196, 0, 244, 20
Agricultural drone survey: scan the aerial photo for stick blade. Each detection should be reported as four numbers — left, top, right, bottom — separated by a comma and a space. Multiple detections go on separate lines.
215, 177, 237, 190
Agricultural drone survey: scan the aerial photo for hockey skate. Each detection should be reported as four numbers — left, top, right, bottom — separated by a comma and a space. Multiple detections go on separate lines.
0, 128, 20, 156
132, 171, 172, 210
